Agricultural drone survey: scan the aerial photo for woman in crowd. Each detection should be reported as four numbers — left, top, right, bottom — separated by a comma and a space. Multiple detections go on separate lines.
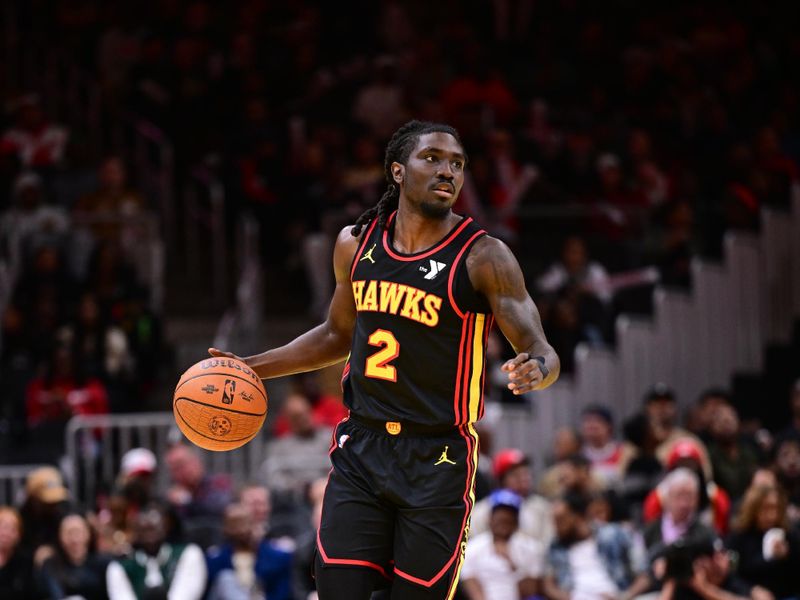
38, 511, 112, 600
0, 506, 36, 598
726, 485, 800, 600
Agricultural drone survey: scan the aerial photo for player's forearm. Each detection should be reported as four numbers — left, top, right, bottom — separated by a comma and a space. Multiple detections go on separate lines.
244, 322, 352, 379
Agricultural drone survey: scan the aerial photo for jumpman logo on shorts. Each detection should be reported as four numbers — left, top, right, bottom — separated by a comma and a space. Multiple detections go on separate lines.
435, 446, 457, 465
360, 243, 377, 264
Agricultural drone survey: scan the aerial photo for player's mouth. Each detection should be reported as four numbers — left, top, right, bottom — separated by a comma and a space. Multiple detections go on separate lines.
431, 182, 455, 198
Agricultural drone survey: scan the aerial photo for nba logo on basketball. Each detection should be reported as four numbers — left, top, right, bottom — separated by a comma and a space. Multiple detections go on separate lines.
222, 379, 236, 404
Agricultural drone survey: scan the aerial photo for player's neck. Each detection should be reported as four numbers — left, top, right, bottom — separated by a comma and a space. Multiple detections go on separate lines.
392, 206, 461, 254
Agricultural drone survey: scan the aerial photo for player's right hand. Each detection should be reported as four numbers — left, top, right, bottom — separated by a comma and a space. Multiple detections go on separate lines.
208, 347, 244, 362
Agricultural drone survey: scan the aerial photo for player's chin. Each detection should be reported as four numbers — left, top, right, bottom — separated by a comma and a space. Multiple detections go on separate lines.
420, 197, 455, 218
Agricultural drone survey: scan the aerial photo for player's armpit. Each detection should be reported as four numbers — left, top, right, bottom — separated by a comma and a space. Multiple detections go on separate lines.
466, 236, 560, 391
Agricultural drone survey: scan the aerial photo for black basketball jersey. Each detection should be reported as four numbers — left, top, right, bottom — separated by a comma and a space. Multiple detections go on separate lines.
343, 211, 494, 427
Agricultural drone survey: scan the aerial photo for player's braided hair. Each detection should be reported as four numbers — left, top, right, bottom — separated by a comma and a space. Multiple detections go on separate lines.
350, 120, 464, 237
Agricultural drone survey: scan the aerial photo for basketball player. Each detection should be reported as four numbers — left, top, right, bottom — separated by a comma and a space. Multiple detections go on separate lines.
209, 120, 560, 599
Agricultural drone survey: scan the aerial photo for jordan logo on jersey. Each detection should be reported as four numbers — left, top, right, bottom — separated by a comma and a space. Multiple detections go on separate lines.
421, 260, 447, 280
360, 243, 377, 264
435, 446, 457, 465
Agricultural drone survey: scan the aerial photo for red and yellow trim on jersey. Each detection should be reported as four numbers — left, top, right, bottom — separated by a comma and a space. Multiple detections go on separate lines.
453, 312, 494, 425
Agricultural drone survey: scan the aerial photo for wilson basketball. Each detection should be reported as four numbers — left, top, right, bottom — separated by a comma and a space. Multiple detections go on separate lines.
173, 357, 268, 451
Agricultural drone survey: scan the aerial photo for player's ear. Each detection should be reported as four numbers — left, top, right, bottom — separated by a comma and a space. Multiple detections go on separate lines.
391, 162, 404, 185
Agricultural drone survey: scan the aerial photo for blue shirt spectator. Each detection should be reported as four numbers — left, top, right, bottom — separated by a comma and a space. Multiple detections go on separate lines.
544, 493, 649, 600
205, 503, 292, 600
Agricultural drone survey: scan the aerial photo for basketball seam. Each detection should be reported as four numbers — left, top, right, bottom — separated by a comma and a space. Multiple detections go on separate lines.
173, 396, 267, 417
174, 405, 261, 444
175, 372, 267, 402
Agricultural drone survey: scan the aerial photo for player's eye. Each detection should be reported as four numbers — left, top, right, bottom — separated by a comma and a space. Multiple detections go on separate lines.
425, 155, 436, 163
452, 160, 463, 170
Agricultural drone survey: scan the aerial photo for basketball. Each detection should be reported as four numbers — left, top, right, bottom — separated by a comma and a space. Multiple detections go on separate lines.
173, 357, 268, 451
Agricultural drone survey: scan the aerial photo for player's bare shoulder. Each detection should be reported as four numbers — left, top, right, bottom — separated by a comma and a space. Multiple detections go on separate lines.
333, 224, 365, 279
465, 234, 525, 297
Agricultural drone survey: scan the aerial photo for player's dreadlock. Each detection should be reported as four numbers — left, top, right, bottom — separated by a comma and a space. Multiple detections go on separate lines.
350, 120, 464, 237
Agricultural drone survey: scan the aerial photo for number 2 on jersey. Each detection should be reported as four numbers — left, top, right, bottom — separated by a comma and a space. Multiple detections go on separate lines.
365, 329, 399, 382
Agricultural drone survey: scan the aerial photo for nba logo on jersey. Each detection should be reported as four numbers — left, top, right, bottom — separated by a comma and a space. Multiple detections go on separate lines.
421, 260, 447, 280
221, 379, 236, 404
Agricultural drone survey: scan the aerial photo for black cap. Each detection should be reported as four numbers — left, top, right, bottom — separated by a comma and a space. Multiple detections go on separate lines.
644, 382, 675, 404
581, 404, 614, 427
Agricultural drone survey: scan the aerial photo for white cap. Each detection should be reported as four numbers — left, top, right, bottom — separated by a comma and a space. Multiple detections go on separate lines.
120, 448, 157, 477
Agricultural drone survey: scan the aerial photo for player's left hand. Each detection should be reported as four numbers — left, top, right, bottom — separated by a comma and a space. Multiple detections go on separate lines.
501, 352, 546, 395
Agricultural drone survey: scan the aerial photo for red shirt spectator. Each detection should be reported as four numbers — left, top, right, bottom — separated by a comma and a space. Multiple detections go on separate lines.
642, 440, 731, 535
0, 95, 69, 169
25, 346, 109, 427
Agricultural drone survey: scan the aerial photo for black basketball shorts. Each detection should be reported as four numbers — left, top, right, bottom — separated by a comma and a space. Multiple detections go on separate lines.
316, 414, 480, 597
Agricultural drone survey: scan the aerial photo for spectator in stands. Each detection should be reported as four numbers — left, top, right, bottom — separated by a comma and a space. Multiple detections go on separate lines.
0, 506, 36, 599
455, 128, 537, 245
260, 393, 333, 501
0, 171, 69, 274
685, 388, 735, 446
73, 156, 146, 243
777, 378, 800, 440
470, 448, 554, 548
643, 468, 717, 558
644, 439, 731, 535
38, 511, 112, 599
644, 383, 713, 479
83, 240, 140, 318
205, 503, 293, 600
351, 55, 410, 140
771, 433, 800, 524
706, 403, 761, 501
237, 482, 272, 543
726, 485, 800, 599
538, 428, 581, 495
0, 304, 36, 450
271, 374, 347, 438
107, 503, 206, 600
580, 403, 636, 489
646, 199, 698, 288
0, 93, 69, 170
543, 492, 650, 600
536, 235, 613, 307
292, 477, 326, 600
539, 289, 592, 374
591, 152, 648, 245
12, 243, 79, 329
539, 453, 604, 501
56, 291, 133, 385
461, 489, 544, 600
237, 481, 297, 550
97, 447, 158, 556
24, 343, 110, 454
620, 412, 665, 521
18, 466, 72, 566
656, 535, 773, 600
119, 286, 164, 394
165, 443, 233, 549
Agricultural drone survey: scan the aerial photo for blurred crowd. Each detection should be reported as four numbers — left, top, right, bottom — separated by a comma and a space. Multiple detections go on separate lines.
5, 0, 796, 325
0, 104, 169, 461
1, 0, 800, 599
3, 377, 800, 599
